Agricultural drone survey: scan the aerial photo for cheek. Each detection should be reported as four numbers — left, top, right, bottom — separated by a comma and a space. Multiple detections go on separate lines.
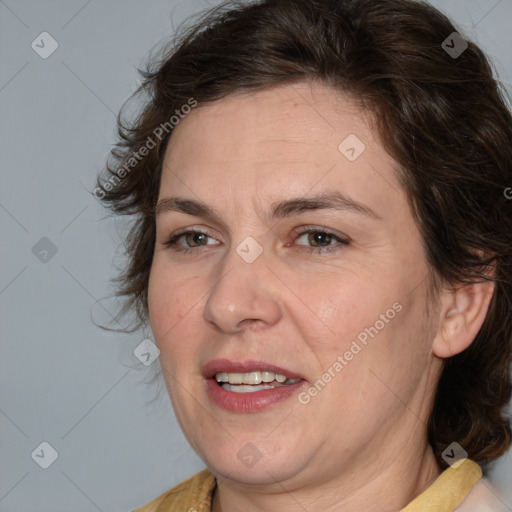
147, 263, 198, 343
308, 277, 397, 339
302, 264, 431, 376
361, 285, 435, 396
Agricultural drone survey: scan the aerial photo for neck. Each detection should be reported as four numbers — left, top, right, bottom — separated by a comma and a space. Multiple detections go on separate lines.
211, 445, 441, 512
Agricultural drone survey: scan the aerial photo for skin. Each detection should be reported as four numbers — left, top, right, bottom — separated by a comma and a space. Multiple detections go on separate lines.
147, 81, 495, 512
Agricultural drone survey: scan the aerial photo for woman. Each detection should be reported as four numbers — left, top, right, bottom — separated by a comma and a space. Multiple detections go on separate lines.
95, 0, 512, 510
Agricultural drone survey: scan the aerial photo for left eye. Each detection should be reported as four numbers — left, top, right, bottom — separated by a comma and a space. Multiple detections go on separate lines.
296, 230, 335, 247
293, 228, 349, 253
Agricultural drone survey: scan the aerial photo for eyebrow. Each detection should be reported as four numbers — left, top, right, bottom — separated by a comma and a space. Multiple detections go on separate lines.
155, 191, 381, 221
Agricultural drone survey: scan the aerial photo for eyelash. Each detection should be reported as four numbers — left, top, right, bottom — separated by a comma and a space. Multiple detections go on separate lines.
162, 226, 350, 255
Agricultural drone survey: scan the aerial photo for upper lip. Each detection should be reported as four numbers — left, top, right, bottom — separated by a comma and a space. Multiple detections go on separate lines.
202, 358, 305, 380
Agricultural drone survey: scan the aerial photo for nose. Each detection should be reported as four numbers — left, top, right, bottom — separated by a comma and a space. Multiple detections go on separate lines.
202, 241, 282, 333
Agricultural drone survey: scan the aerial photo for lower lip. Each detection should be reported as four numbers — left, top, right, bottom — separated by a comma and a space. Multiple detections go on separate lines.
206, 378, 306, 412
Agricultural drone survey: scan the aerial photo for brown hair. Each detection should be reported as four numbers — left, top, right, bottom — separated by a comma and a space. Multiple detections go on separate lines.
96, 0, 512, 472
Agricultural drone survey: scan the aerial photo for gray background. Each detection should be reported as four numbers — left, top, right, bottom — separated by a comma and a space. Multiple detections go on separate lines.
0, 1, 511, 511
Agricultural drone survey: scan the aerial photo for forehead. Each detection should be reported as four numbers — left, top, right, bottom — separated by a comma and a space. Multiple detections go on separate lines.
160, 82, 404, 217
167, 82, 374, 159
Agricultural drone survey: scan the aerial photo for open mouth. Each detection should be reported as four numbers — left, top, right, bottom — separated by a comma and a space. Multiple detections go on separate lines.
203, 359, 306, 412
215, 370, 301, 394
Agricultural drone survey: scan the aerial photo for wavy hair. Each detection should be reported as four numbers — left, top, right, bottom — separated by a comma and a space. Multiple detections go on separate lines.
96, 0, 512, 472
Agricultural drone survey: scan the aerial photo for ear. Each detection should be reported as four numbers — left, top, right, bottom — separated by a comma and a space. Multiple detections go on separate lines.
432, 277, 495, 359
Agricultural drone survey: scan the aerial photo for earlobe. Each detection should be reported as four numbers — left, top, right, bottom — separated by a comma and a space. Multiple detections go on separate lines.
432, 279, 495, 359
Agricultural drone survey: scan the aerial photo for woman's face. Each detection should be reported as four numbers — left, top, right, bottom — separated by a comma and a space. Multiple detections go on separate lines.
148, 82, 443, 487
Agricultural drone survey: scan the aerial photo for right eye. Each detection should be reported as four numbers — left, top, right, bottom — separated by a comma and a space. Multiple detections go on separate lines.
162, 229, 220, 253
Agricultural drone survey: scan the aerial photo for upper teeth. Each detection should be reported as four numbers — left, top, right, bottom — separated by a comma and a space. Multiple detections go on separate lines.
215, 371, 289, 385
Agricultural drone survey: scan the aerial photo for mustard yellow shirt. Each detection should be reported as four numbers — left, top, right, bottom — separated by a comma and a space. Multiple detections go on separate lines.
133, 459, 496, 512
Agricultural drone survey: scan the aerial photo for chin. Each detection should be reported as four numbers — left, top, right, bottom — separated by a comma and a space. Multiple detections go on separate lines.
199, 439, 310, 486
208, 460, 299, 486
